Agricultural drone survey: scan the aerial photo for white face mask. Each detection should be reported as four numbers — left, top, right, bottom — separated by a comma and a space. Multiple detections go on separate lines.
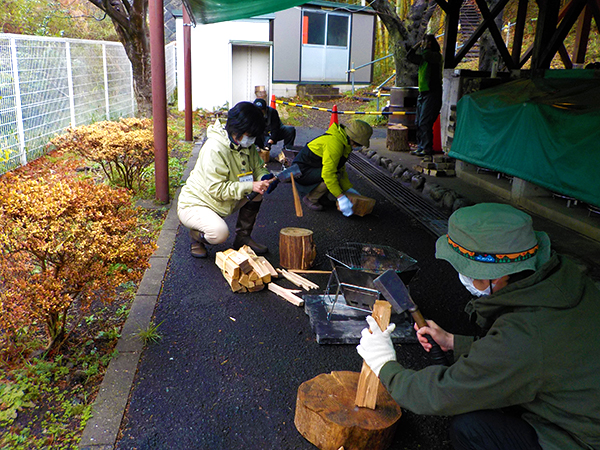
239, 135, 255, 148
458, 273, 494, 297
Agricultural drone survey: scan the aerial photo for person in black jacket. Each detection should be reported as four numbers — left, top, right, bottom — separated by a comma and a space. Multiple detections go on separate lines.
253, 98, 296, 151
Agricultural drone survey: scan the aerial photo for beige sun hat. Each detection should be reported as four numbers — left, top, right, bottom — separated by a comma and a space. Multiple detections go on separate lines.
345, 119, 373, 148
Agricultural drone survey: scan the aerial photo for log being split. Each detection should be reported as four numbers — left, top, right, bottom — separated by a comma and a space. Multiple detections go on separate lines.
355, 301, 392, 409
279, 227, 316, 270
295, 371, 402, 450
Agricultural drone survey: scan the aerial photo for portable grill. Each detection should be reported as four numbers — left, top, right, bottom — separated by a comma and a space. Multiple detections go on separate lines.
325, 242, 418, 317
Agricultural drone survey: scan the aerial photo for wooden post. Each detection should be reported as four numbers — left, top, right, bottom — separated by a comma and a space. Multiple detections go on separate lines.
355, 301, 392, 409
279, 228, 316, 270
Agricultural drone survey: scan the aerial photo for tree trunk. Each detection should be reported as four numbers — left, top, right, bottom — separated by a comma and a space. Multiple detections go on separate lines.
87, 0, 153, 117
370, 0, 439, 87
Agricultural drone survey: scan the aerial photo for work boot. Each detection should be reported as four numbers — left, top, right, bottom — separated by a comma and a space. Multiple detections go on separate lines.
189, 229, 208, 258
302, 195, 324, 211
233, 200, 268, 255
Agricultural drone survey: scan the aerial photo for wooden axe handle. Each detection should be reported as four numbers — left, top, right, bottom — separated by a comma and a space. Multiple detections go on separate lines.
411, 308, 449, 366
290, 174, 303, 217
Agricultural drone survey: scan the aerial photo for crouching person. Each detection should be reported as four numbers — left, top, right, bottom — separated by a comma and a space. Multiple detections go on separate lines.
292, 119, 372, 217
357, 203, 600, 450
177, 101, 276, 258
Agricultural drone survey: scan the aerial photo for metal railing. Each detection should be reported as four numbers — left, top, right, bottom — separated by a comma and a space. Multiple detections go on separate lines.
0, 34, 177, 176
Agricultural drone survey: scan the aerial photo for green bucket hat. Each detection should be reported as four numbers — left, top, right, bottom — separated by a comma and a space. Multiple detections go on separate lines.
435, 203, 551, 280
345, 119, 373, 148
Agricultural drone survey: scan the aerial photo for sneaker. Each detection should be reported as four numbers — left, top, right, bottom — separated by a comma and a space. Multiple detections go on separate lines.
302, 196, 324, 211
412, 150, 426, 157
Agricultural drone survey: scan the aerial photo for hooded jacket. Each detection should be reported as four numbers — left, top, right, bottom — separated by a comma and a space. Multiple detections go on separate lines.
177, 119, 269, 217
379, 254, 600, 450
293, 122, 353, 198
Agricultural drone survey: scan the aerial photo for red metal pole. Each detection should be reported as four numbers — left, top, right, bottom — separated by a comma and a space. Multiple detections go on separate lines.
149, 0, 169, 203
183, 6, 193, 142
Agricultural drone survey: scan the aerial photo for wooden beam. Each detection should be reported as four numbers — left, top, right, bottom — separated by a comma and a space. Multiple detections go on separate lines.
511, 0, 529, 64
474, 0, 516, 69
453, 0, 512, 64
268, 283, 305, 307
434, 0, 450, 13
573, 4, 593, 64
531, 0, 561, 70
588, 0, 600, 34
558, 43, 574, 68
442, 0, 462, 67
539, 0, 588, 68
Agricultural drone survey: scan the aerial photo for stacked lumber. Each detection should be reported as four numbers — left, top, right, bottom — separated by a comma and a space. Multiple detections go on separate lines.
414, 155, 456, 177
215, 246, 277, 293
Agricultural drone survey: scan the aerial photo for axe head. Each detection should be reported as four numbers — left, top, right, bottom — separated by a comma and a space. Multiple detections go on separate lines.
275, 164, 301, 182
373, 269, 416, 315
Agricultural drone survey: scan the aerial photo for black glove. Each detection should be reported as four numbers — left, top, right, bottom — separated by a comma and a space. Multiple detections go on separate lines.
261, 173, 279, 194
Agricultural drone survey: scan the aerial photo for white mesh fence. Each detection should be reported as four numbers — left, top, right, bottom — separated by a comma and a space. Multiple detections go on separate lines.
0, 34, 177, 176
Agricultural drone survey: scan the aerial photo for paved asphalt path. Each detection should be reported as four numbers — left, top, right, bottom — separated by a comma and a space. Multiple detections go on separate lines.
115, 127, 478, 450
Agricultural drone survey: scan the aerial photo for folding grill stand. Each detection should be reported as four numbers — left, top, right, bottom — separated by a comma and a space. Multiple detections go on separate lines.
323, 243, 419, 320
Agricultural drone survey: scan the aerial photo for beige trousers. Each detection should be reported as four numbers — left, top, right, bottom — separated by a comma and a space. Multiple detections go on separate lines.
177, 196, 262, 245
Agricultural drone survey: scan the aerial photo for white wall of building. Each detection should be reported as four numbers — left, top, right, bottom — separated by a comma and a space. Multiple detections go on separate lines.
176, 17, 271, 111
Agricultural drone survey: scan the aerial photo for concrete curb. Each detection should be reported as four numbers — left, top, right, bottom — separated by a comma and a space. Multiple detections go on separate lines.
78, 141, 201, 450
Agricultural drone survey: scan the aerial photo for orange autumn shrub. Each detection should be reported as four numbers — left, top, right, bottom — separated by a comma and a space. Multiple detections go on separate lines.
49, 118, 156, 192
0, 171, 155, 351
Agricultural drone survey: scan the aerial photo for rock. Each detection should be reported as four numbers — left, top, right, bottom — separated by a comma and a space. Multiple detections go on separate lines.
428, 185, 449, 202
400, 170, 414, 183
367, 150, 377, 158
442, 191, 458, 210
411, 175, 426, 191
452, 196, 474, 211
392, 165, 405, 178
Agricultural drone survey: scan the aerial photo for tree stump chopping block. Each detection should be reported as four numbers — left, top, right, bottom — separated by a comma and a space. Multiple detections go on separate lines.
279, 227, 316, 270
295, 371, 402, 450
386, 124, 409, 152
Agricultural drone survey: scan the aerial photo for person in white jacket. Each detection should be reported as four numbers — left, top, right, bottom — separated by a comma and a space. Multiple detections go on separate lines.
177, 102, 274, 258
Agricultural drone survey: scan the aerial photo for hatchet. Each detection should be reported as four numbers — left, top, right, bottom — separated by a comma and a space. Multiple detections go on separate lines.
373, 269, 449, 366
246, 164, 302, 201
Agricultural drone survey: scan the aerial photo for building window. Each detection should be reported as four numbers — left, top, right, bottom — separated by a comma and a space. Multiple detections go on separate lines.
303, 10, 349, 48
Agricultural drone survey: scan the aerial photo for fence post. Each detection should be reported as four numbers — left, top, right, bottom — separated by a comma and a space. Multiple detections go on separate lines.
102, 43, 110, 120
9, 38, 26, 167
65, 42, 76, 127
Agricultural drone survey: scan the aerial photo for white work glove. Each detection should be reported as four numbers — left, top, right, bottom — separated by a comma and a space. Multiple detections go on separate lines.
337, 195, 354, 217
356, 316, 397, 377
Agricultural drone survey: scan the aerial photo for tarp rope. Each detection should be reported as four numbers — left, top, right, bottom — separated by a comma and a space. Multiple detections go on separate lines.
274, 99, 414, 115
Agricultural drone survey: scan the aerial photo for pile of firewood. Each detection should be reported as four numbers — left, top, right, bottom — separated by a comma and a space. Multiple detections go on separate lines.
215, 245, 277, 293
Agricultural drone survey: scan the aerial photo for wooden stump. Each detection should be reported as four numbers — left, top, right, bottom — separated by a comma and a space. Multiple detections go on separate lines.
279, 227, 316, 270
295, 371, 402, 450
386, 124, 409, 152
337, 193, 376, 217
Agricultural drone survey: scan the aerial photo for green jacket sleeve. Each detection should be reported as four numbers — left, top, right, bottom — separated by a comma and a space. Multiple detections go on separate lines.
379, 319, 543, 416
321, 139, 346, 198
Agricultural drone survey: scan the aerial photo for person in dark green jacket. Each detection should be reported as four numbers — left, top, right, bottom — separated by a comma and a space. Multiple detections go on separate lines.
292, 120, 372, 216
357, 203, 600, 450
407, 34, 443, 158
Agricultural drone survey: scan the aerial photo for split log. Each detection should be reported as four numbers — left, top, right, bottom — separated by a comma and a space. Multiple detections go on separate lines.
295, 371, 402, 450
268, 283, 305, 307
277, 268, 319, 291
355, 301, 392, 409
337, 193, 376, 217
386, 124, 409, 152
279, 227, 316, 270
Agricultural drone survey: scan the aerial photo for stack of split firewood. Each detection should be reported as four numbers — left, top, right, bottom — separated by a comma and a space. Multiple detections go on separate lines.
215, 245, 277, 293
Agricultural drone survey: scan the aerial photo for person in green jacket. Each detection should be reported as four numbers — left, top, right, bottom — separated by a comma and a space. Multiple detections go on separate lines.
292, 120, 372, 216
407, 34, 443, 158
357, 203, 600, 450
177, 102, 275, 258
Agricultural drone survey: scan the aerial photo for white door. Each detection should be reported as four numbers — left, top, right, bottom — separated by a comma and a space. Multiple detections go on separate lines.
301, 10, 350, 82
231, 44, 270, 106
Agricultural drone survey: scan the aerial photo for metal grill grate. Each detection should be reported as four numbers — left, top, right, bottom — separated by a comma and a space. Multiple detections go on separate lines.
326, 242, 417, 274
348, 152, 450, 237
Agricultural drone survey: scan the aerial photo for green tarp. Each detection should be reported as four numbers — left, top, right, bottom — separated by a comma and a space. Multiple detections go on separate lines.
183, 0, 305, 24
449, 76, 600, 207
